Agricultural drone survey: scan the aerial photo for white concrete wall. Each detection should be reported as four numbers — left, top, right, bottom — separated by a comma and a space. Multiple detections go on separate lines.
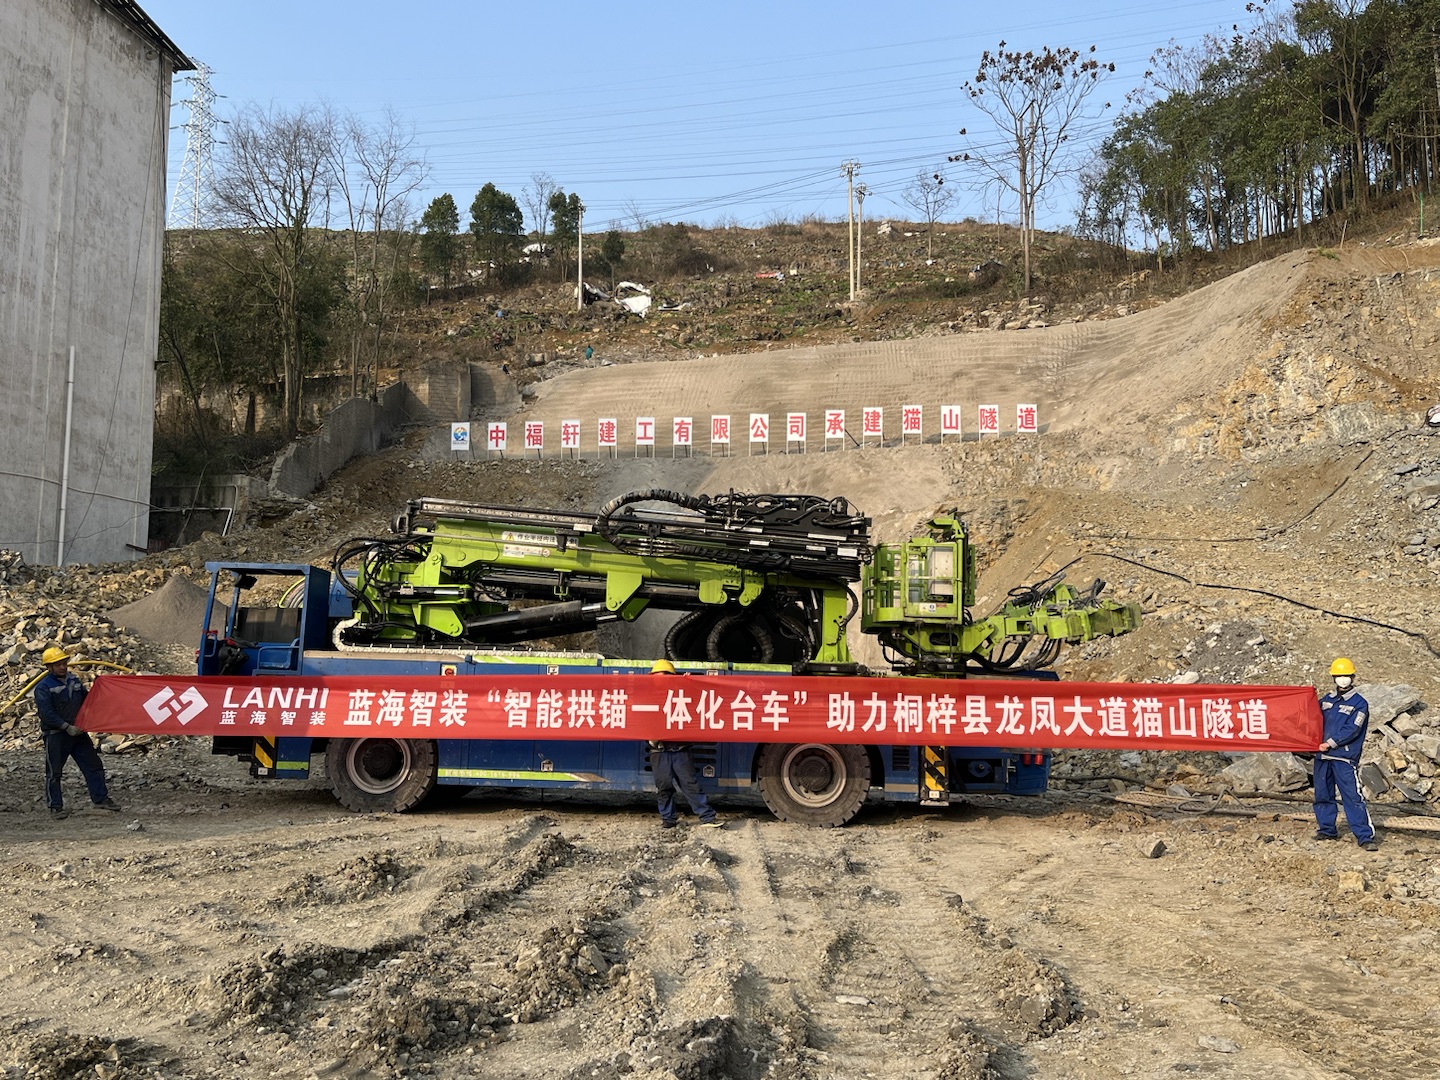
0, 0, 177, 565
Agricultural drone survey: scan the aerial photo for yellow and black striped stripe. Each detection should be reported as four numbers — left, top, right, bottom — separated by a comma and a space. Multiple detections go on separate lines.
251, 736, 277, 776
921, 746, 949, 803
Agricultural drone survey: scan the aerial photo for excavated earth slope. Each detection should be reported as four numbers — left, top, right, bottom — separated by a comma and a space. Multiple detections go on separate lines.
2, 241, 1440, 1080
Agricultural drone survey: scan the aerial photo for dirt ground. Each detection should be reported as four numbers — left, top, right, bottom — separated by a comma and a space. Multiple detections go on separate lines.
6, 748, 1440, 1080
4, 240, 1440, 1079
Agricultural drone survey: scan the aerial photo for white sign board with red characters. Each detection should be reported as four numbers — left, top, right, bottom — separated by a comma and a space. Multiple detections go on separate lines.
635, 417, 656, 446
486, 422, 507, 454
977, 405, 1000, 436
749, 413, 769, 445
673, 417, 693, 447
862, 407, 883, 446
597, 418, 618, 450
824, 409, 845, 446
1016, 403, 1038, 434
560, 420, 582, 452
940, 406, 962, 439
787, 412, 806, 449
524, 421, 544, 453
81, 673, 1323, 754
711, 415, 731, 446
901, 405, 922, 442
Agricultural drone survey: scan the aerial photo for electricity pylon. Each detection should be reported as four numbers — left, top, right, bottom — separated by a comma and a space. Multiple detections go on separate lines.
169, 62, 219, 230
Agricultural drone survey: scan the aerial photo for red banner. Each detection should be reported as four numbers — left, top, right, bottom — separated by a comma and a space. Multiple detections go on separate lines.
79, 674, 1322, 753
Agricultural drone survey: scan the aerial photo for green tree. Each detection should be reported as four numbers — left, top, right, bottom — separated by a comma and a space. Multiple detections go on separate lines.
548, 190, 584, 278
1294, 0, 1390, 212
158, 233, 297, 460
599, 230, 626, 284
469, 183, 524, 281
1090, 108, 1182, 264
157, 242, 220, 455
1363, 0, 1440, 194
420, 193, 461, 286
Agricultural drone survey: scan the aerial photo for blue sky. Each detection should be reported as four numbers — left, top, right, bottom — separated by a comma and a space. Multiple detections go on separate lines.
141, 0, 1262, 233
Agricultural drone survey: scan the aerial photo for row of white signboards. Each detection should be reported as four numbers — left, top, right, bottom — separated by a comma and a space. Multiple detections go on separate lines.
453, 404, 1041, 454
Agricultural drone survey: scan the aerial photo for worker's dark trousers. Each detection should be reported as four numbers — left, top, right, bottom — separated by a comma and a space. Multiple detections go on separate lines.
651, 748, 716, 825
1314, 755, 1373, 844
44, 731, 109, 810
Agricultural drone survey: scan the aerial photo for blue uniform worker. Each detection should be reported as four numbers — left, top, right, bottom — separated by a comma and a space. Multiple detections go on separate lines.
34, 647, 120, 819
648, 659, 722, 830
1313, 657, 1375, 850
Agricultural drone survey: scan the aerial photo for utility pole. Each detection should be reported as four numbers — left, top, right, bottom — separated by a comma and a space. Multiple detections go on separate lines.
576, 200, 585, 311
854, 184, 869, 297
840, 160, 860, 300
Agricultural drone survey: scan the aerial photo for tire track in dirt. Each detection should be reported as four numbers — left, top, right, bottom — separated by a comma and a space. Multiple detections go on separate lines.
916, 808, 1436, 1078
3, 812, 650, 1079
1030, 870, 1429, 1079
470, 819, 779, 1079
665, 817, 1071, 1079
287, 815, 661, 1077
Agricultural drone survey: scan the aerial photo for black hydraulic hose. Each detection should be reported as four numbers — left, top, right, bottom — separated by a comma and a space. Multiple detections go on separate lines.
837, 586, 860, 634
706, 612, 775, 664
1050, 550, 1440, 660
664, 608, 709, 661
1083, 446, 1380, 544
597, 488, 707, 524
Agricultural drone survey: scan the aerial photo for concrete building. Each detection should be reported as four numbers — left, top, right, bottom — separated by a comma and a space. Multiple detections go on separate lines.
1, 0, 191, 565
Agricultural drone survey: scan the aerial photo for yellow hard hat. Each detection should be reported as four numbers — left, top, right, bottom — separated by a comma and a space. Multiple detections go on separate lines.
650, 659, 677, 675
1329, 657, 1356, 677
42, 646, 72, 666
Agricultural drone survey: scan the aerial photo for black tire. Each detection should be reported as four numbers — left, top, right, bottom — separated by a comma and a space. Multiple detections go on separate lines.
756, 743, 870, 827
325, 738, 438, 813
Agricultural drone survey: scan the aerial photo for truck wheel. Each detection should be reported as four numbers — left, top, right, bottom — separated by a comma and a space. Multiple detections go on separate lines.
326, 738, 437, 813
756, 743, 870, 827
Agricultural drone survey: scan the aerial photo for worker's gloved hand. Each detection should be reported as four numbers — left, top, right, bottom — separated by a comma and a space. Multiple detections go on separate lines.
64, 724, 81, 736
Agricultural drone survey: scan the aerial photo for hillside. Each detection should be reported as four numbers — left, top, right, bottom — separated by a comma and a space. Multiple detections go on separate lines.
3, 228, 1440, 1080
391, 219, 1175, 377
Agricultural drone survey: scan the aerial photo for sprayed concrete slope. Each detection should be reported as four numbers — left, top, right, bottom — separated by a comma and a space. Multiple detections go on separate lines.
515, 253, 1312, 450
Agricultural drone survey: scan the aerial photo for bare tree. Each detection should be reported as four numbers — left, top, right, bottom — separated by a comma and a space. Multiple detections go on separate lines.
900, 169, 957, 258
212, 103, 338, 436
952, 44, 1113, 293
331, 108, 428, 397
522, 171, 558, 249
622, 196, 651, 232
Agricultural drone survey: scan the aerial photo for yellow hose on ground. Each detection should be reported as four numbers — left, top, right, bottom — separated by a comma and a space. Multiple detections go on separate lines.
0, 659, 137, 721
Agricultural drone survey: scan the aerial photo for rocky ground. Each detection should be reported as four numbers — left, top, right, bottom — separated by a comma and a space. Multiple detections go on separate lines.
3, 230, 1440, 1079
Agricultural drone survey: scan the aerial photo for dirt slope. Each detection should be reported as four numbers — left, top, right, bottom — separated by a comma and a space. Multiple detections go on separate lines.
504, 243, 1440, 696
522, 249, 1309, 452
4, 240, 1440, 1080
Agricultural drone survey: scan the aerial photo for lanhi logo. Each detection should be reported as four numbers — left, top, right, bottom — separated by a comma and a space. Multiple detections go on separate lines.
142, 686, 208, 727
